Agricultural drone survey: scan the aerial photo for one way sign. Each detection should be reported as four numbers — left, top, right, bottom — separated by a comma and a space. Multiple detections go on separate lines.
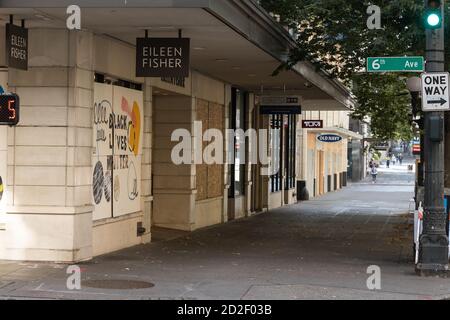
421, 72, 450, 112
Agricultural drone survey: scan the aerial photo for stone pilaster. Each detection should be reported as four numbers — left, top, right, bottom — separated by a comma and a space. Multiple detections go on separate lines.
0, 29, 94, 262
141, 80, 153, 243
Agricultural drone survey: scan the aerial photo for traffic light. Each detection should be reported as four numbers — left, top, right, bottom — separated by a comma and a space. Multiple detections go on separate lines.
424, 0, 443, 29
0, 93, 20, 126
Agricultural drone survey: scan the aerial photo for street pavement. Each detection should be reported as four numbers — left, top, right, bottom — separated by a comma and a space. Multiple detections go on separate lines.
1, 160, 450, 300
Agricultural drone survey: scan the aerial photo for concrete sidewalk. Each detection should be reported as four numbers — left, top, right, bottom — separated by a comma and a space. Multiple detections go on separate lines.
1, 163, 450, 300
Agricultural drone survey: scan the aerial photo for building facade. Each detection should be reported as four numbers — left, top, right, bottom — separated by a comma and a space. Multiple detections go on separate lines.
0, 0, 355, 262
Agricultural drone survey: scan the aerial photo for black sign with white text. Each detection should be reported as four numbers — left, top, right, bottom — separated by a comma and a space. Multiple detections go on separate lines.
302, 120, 323, 128
259, 96, 302, 115
0, 93, 20, 126
6, 23, 28, 71
136, 38, 190, 78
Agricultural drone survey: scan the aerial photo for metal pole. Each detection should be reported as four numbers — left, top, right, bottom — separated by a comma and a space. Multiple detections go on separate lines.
417, 0, 449, 275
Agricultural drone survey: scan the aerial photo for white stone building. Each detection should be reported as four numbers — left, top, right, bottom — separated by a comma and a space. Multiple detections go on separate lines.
0, 1, 357, 262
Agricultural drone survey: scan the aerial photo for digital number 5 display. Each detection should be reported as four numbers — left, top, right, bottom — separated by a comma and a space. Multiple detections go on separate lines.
0, 93, 19, 126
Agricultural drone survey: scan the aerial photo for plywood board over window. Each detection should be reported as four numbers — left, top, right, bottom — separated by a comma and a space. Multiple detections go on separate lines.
196, 99, 224, 201
208, 102, 224, 199
92, 83, 144, 220
197, 164, 208, 201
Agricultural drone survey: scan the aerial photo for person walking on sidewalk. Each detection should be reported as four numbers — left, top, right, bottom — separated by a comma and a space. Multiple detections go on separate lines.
391, 154, 396, 166
371, 165, 378, 183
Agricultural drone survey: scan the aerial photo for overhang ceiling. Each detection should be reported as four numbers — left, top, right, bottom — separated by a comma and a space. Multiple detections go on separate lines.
0, 6, 352, 110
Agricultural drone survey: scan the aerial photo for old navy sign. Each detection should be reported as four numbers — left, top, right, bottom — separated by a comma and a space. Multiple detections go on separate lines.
317, 134, 342, 143
6, 23, 28, 71
136, 38, 190, 78
302, 120, 323, 128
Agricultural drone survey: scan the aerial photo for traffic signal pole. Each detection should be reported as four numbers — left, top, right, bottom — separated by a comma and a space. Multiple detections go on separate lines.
416, 0, 449, 275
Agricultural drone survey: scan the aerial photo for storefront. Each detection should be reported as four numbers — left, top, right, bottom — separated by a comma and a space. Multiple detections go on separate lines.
0, 1, 355, 262
298, 111, 362, 199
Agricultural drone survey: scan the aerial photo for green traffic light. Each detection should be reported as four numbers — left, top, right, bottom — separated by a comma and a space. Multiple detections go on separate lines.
425, 9, 442, 29
427, 13, 441, 26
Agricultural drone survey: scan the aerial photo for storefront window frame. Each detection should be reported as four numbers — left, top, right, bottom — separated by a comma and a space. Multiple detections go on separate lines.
270, 114, 282, 193
285, 114, 296, 190
228, 88, 247, 198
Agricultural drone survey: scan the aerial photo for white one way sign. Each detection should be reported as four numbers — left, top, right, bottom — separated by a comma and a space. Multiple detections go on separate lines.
421, 72, 450, 112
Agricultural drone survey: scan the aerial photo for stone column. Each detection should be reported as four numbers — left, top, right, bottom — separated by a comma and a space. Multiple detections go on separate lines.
0, 29, 94, 262
141, 80, 153, 243
245, 93, 255, 216
0, 68, 8, 241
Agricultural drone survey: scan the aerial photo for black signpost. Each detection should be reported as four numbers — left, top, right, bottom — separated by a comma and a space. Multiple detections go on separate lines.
136, 38, 190, 78
5, 22, 28, 71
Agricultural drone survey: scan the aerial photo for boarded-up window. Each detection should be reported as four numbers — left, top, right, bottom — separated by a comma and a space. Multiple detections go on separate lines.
196, 99, 224, 201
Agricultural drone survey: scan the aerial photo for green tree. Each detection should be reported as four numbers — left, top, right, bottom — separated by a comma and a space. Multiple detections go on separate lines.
260, 0, 450, 140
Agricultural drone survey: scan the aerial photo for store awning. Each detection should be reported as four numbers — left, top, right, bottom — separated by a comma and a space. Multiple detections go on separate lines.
0, 0, 355, 111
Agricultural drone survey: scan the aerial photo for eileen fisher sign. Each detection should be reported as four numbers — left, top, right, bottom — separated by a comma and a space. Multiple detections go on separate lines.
136, 38, 190, 78
5, 23, 28, 70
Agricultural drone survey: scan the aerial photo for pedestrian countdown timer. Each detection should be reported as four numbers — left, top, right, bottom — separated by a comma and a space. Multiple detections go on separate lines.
0, 93, 19, 126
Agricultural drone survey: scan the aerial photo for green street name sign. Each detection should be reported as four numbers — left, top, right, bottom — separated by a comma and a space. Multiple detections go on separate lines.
367, 57, 424, 72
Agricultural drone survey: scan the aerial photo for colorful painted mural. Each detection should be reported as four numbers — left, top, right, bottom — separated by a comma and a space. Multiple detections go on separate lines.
92, 83, 143, 220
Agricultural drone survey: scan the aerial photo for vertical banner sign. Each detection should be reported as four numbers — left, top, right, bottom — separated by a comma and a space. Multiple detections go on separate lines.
5, 23, 28, 70
412, 137, 421, 155
136, 38, 190, 77
92, 83, 143, 220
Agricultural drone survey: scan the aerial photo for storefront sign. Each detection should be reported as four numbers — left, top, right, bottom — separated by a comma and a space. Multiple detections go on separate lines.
317, 134, 342, 143
302, 120, 323, 128
373, 142, 389, 150
6, 23, 28, 71
161, 77, 186, 88
412, 137, 421, 155
0, 93, 20, 125
136, 38, 190, 78
260, 96, 302, 115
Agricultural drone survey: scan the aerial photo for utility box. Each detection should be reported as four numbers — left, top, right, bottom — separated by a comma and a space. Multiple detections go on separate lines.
429, 115, 444, 142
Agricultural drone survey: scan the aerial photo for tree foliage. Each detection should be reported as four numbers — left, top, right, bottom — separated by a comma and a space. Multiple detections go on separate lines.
260, 0, 450, 140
